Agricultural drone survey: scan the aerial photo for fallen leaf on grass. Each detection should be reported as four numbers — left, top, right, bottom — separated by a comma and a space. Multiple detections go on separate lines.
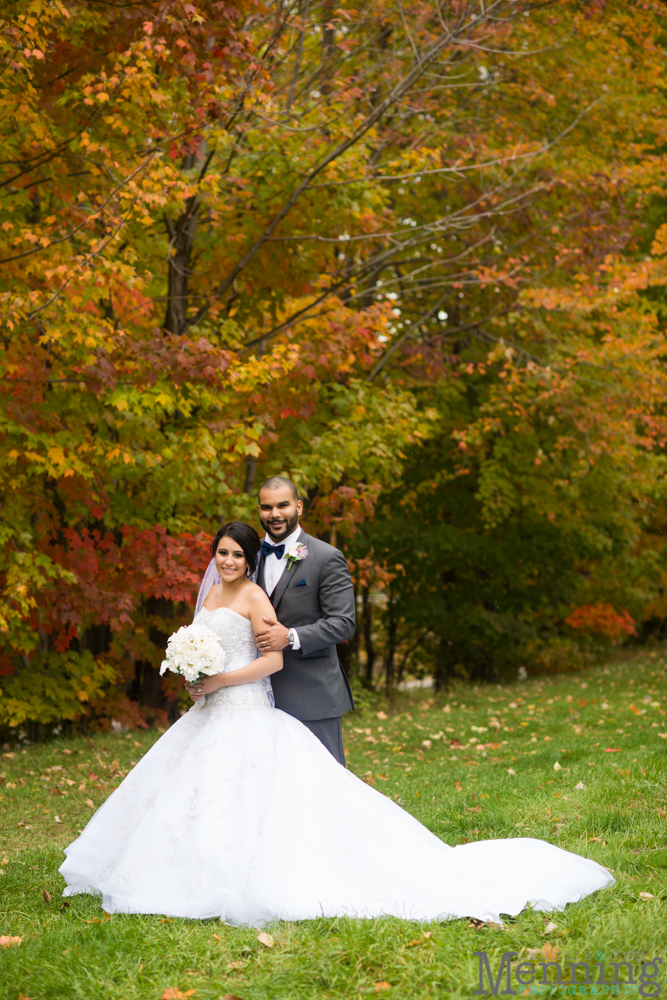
553, 762, 562, 771
222, 995, 247, 1000
405, 932, 431, 948
54, 815, 62, 823
544, 921, 558, 934
574, 782, 586, 790
257, 932, 274, 947
0, 936, 22, 947
639, 892, 654, 901
376, 711, 388, 720
455, 781, 463, 791
586, 837, 608, 845
543, 943, 560, 961
507, 768, 516, 775
212, 933, 220, 942
160, 990, 196, 999
226, 961, 247, 970
604, 748, 621, 753
374, 984, 391, 992
84, 799, 94, 807
43, 889, 52, 903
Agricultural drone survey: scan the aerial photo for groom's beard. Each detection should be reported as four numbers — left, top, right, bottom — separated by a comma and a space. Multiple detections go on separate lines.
260, 511, 299, 541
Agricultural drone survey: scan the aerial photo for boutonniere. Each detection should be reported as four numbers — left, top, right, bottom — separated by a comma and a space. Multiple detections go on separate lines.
285, 541, 309, 568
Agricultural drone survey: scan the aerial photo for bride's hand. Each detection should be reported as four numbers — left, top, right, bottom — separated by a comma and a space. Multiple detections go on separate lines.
185, 675, 226, 701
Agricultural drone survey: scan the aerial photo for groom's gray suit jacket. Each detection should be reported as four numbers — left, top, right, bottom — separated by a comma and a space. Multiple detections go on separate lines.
257, 529, 355, 722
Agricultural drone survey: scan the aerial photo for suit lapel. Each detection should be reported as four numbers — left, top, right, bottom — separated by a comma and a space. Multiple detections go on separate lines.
257, 551, 267, 593
270, 528, 304, 609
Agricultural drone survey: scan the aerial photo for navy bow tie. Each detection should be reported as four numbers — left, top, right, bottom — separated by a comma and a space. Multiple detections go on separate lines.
262, 540, 285, 559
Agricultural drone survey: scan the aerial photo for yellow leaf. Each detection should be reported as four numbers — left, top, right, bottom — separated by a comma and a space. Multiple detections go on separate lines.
257, 932, 274, 947
405, 932, 431, 948
0, 936, 22, 947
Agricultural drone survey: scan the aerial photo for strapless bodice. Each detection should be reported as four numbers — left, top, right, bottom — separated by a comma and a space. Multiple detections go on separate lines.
193, 606, 272, 712
197, 605, 258, 668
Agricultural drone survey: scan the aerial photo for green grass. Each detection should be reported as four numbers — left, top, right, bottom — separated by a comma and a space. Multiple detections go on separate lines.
1, 652, 667, 999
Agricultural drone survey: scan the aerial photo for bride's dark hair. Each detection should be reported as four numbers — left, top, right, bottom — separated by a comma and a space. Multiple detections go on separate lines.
211, 521, 261, 575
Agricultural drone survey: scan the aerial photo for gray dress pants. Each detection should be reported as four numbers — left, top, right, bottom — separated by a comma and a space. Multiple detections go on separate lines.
301, 716, 346, 767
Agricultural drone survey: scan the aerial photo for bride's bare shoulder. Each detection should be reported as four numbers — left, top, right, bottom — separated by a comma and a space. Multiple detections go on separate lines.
245, 581, 269, 603
244, 582, 272, 611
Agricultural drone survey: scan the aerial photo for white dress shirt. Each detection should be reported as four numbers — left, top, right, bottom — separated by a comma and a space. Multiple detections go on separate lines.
262, 525, 301, 650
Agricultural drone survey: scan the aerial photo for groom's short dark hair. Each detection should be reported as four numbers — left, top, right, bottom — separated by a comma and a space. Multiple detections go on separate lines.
258, 476, 299, 502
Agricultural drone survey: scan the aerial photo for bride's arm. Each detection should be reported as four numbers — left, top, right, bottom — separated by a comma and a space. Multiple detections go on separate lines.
208, 647, 282, 690
186, 588, 282, 698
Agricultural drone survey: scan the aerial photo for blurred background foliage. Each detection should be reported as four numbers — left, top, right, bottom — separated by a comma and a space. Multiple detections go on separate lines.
3, 0, 667, 735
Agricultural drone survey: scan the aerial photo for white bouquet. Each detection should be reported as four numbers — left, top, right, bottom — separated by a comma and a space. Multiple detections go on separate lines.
159, 621, 227, 683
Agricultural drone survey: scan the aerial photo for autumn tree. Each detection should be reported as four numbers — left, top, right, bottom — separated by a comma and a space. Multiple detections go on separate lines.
3, 0, 667, 730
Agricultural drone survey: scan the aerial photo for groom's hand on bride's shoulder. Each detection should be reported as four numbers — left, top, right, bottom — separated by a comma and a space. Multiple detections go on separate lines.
255, 616, 291, 652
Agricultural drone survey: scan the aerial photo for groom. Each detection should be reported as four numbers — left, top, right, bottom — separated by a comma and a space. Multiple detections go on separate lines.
254, 476, 355, 766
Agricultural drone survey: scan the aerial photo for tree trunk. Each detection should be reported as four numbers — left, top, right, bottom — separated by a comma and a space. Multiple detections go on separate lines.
244, 456, 257, 495
384, 582, 397, 692
164, 150, 203, 335
434, 635, 454, 691
362, 585, 375, 686
164, 195, 200, 335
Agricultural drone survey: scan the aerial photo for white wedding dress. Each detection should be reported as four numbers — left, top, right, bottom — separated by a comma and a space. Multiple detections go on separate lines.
60, 607, 613, 925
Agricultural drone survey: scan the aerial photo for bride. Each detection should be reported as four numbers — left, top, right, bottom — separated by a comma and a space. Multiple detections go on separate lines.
60, 522, 613, 925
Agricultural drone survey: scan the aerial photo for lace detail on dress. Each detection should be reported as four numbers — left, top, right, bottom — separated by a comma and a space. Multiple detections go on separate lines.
197, 606, 258, 665
193, 607, 273, 712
